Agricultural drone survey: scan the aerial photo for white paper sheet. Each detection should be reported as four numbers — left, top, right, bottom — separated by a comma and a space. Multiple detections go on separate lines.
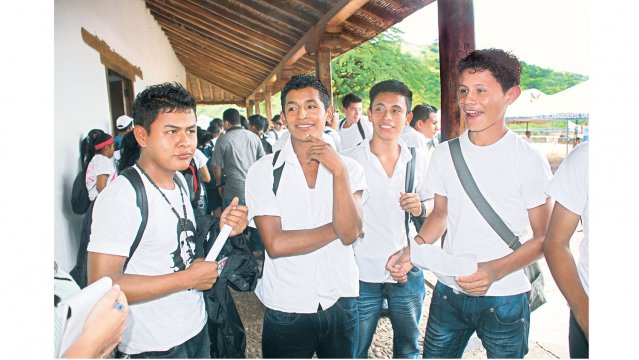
56, 276, 113, 357
205, 224, 232, 262
410, 243, 477, 277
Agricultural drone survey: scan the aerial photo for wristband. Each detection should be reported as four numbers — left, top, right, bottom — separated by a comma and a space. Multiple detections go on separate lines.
415, 234, 426, 243
417, 202, 426, 217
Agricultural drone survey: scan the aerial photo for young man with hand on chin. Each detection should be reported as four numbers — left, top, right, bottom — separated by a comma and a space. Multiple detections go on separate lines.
245, 74, 366, 358
387, 49, 553, 358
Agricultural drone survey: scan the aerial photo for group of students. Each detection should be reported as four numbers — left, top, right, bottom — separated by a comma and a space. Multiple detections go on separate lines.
59, 47, 588, 359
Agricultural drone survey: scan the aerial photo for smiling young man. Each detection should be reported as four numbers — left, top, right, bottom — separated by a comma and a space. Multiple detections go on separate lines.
245, 74, 366, 358
341, 80, 433, 358
87, 82, 248, 358
387, 49, 553, 358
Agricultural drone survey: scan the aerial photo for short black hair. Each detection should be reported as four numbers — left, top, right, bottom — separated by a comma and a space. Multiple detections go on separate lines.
457, 48, 522, 92
271, 114, 282, 124
248, 114, 268, 132
280, 74, 331, 111
410, 103, 438, 127
341, 93, 363, 109
223, 108, 241, 125
132, 82, 196, 134
369, 79, 412, 113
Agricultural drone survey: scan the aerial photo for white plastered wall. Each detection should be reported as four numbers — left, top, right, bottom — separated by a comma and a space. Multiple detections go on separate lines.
54, 0, 186, 271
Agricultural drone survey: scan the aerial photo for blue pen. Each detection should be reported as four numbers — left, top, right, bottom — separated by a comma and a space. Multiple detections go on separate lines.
114, 301, 124, 310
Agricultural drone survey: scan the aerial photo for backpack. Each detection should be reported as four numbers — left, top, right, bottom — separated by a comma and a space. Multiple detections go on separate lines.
181, 159, 205, 212
70, 167, 148, 288
70, 169, 91, 214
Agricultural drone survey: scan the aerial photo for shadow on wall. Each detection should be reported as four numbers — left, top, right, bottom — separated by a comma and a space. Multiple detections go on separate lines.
60, 169, 84, 272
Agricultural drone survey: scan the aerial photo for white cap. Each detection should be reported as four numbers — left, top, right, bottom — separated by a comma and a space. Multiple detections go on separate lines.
116, 115, 133, 130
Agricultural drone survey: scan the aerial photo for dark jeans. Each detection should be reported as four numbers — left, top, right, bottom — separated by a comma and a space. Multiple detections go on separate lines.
116, 324, 210, 358
423, 282, 530, 359
357, 267, 426, 358
569, 310, 589, 358
262, 297, 359, 358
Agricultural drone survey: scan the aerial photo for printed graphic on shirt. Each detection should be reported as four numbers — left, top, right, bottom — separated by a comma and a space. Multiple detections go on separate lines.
170, 218, 197, 272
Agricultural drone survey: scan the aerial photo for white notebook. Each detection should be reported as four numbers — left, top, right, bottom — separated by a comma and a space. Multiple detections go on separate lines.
56, 276, 112, 357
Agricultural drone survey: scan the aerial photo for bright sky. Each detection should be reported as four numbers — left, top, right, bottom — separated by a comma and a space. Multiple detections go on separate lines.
396, 0, 589, 75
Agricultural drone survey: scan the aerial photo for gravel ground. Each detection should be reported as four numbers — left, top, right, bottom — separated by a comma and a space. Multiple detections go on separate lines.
231, 280, 559, 359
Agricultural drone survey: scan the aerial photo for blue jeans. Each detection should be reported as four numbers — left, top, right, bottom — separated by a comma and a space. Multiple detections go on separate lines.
116, 324, 210, 358
262, 297, 359, 358
423, 282, 530, 358
357, 267, 426, 358
569, 310, 588, 358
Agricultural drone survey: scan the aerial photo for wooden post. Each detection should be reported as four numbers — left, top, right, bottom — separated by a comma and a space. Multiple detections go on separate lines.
255, 99, 261, 115
314, 48, 333, 107
438, 0, 475, 141
280, 66, 295, 91
246, 99, 254, 117
265, 85, 273, 121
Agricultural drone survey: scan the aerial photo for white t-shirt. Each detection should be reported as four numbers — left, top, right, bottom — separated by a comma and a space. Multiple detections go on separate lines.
545, 142, 589, 295
415, 130, 552, 296
87, 166, 206, 354
324, 126, 342, 152
342, 139, 433, 283
400, 126, 429, 153
266, 128, 288, 144
193, 148, 208, 169
339, 116, 373, 151
85, 154, 117, 201
245, 138, 367, 313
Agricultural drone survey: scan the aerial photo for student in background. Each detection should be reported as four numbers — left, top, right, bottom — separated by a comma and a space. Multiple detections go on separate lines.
85, 132, 117, 202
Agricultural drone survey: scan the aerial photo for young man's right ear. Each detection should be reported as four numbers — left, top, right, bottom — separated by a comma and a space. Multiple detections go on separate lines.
133, 125, 148, 148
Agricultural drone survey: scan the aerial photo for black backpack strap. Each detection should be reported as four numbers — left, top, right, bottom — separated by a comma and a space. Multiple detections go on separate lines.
403, 147, 417, 245
272, 150, 284, 195
357, 119, 365, 140
120, 167, 149, 272
339, 118, 346, 129
173, 173, 188, 194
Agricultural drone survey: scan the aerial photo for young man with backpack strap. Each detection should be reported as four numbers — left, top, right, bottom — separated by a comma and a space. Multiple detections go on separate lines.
87, 82, 248, 358
341, 80, 434, 358
387, 49, 553, 358
339, 93, 373, 150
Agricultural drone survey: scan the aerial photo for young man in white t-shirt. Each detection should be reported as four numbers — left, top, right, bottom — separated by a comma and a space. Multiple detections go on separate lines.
265, 114, 288, 146
341, 80, 434, 358
245, 74, 366, 358
410, 103, 440, 154
87, 82, 248, 358
543, 142, 589, 358
339, 93, 373, 150
388, 49, 553, 358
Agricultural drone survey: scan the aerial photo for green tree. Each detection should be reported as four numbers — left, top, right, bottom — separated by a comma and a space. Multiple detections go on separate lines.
331, 28, 587, 110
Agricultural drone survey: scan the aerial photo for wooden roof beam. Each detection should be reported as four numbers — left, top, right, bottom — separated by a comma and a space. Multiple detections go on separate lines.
147, 2, 288, 59
167, 35, 267, 78
187, 0, 300, 45
155, 18, 277, 70
250, 0, 371, 100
